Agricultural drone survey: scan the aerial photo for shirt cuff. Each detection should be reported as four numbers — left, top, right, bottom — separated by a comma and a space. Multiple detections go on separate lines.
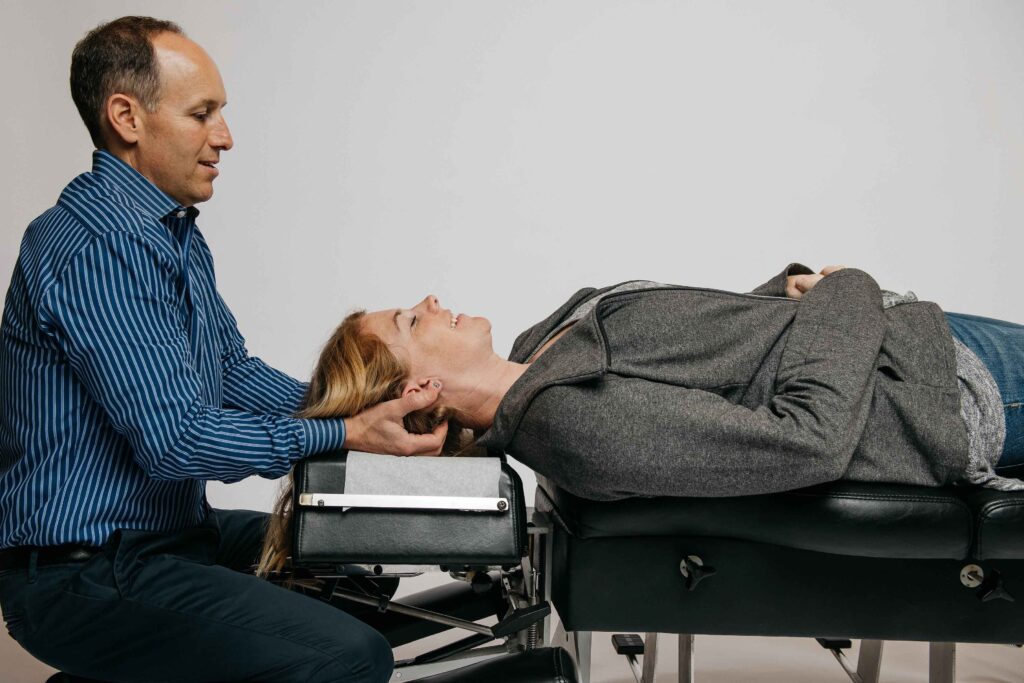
299, 418, 347, 456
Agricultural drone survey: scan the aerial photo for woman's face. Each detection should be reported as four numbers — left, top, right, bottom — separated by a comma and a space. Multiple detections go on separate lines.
361, 295, 495, 381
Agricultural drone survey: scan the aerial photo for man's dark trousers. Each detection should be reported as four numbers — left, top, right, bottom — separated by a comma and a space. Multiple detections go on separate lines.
0, 509, 393, 682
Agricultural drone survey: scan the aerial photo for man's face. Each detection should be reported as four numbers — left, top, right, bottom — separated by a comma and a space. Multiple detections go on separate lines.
133, 32, 233, 207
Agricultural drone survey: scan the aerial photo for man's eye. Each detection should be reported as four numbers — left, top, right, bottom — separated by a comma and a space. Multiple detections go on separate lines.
193, 112, 208, 121
411, 315, 417, 327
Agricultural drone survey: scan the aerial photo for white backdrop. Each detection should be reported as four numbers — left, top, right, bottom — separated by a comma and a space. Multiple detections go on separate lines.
2, 0, 1022, 511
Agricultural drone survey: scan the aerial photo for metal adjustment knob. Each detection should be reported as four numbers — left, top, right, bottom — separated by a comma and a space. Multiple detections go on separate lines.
960, 564, 985, 588
978, 569, 1016, 603
679, 555, 716, 591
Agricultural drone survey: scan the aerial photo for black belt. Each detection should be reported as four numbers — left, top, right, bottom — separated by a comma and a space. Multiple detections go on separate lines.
0, 544, 101, 571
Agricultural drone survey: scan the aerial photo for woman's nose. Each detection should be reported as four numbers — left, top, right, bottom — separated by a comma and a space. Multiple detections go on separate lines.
422, 295, 439, 313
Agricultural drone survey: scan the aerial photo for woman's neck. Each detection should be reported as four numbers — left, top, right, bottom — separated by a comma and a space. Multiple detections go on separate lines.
445, 355, 528, 430
445, 323, 575, 430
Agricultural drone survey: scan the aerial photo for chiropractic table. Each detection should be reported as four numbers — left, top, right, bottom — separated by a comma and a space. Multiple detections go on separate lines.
284, 449, 1024, 683
288, 448, 1024, 682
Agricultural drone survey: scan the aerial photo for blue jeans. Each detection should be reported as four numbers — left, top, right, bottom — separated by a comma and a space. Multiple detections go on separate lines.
945, 312, 1024, 473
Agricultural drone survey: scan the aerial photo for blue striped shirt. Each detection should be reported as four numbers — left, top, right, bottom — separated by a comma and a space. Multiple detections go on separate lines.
0, 150, 346, 548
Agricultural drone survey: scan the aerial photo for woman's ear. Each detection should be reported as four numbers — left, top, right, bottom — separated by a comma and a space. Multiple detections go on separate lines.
401, 377, 438, 399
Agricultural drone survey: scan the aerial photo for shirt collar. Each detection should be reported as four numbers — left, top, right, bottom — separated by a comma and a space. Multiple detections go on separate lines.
91, 149, 199, 222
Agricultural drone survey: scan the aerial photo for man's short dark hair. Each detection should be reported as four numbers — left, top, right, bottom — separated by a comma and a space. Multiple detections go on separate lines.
70, 16, 184, 148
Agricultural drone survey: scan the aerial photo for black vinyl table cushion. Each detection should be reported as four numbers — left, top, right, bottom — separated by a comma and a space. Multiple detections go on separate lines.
293, 451, 528, 567
539, 479, 1024, 560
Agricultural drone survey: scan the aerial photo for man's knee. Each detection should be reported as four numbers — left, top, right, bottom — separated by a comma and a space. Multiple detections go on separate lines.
308, 626, 393, 683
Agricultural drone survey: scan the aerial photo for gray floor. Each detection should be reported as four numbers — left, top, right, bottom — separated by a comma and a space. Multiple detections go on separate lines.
5, 584, 1023, 682
7, 624, 1024, 682
389, 613, 1024, 683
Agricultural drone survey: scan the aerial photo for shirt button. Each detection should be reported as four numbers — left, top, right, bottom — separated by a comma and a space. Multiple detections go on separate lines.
176, 210, 186, 218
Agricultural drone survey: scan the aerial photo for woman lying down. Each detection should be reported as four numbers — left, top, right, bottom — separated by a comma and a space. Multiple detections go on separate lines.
257, 263, 1023, 574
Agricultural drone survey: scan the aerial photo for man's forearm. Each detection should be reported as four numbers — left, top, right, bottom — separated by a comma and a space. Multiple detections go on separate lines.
221, 352, 308, 416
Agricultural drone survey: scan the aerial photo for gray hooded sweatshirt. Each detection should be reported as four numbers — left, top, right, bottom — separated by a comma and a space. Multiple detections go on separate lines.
476, 265, 967, 501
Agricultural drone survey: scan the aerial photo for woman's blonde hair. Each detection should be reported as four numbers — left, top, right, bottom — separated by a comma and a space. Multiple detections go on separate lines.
256, 310, 464, 577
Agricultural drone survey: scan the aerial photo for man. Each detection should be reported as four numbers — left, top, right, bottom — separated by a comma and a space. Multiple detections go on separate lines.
0, 16, 446, 683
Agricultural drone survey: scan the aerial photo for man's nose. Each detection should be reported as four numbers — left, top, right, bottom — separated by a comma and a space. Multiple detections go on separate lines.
211, 117, 233, 151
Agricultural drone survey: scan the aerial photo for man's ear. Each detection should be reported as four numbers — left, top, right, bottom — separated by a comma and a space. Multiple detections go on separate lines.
105, 93, 144, 145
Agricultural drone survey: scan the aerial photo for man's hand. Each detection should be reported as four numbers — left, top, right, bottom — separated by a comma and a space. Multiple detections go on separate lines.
343, 381, 449, 456
785, 265, 845, 300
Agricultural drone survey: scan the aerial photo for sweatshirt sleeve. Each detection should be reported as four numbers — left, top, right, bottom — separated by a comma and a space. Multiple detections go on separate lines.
747, 262, 815, 297
521, 269, 886, 499
37, 231, 345, 483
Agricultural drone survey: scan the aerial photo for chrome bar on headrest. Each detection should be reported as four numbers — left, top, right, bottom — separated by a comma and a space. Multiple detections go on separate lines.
298, 493, 509, 513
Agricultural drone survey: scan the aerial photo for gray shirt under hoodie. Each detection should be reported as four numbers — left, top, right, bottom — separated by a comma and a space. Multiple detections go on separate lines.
530, 279, 1017, 492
